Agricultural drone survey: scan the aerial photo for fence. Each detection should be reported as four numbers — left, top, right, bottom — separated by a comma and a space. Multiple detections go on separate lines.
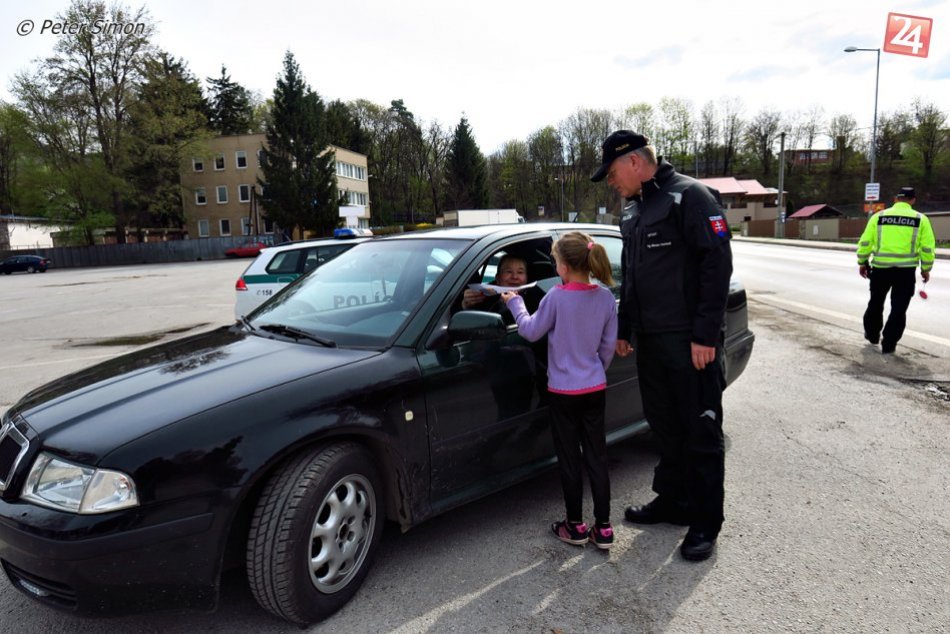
0, 236, 265, 268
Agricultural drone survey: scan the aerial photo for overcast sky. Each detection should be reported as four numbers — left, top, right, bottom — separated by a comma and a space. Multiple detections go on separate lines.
2, 0, 948, 153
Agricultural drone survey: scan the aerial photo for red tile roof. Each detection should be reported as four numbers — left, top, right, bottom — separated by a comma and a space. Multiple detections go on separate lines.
789, 204, 842, 218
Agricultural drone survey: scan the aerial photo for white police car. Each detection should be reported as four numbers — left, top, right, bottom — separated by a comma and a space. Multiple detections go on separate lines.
234, 231, 371, 318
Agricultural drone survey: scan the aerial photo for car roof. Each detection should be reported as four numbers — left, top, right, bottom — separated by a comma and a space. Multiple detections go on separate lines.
261, 236, 372, 254
376, 222, 619, 241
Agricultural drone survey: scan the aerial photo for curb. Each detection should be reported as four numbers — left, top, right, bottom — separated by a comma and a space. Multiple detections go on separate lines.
733, 236, 950, 260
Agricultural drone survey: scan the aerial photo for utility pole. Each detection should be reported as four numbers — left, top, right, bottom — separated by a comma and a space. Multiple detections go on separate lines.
776, 131, 786, 238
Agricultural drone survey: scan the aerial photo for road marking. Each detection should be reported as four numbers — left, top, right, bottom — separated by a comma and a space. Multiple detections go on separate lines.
751, 295, 950, 348
1, 352, 124, 371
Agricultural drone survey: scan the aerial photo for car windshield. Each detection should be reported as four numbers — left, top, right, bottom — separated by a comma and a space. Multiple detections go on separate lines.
249, 238, 466, 347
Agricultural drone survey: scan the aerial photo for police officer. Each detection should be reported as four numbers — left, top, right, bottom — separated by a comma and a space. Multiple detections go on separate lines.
858, 186, 935, 354
591, 130, 732, 562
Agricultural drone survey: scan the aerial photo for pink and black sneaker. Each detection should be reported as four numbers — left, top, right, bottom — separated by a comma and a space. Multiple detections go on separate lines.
588, 524, 614, 550
551, 520, 589, 546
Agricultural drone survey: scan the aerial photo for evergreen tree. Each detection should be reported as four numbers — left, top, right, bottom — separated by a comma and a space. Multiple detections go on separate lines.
326, 99, 370, 154
126, 53, 209, 231
206, 65, 253, 135
445, 116, 487, 209
258, 51, 338, 237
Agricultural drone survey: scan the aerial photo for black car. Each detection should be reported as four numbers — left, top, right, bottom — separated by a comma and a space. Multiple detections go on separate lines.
0, 224, 754, 624
0, 255, 50, 274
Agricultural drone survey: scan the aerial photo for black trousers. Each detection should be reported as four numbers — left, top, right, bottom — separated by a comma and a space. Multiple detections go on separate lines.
548, 390, 610, 525
863, 267, 916, 348
635, 331, 726, 534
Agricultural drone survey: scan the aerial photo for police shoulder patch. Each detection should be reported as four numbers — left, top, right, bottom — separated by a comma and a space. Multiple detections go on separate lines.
708, 214, 729, 237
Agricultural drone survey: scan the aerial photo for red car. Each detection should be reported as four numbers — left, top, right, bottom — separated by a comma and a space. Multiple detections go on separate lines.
224, 241, 270, 258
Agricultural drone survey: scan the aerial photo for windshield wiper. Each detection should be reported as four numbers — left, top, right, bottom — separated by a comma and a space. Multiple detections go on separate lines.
258, 323, 337, 348
239, 315, 256, 332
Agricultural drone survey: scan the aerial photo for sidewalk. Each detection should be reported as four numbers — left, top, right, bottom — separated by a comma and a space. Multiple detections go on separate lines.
734, 235, 950, 260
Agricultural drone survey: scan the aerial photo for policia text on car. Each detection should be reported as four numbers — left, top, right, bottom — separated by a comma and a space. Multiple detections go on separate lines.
857, 186, 936, 354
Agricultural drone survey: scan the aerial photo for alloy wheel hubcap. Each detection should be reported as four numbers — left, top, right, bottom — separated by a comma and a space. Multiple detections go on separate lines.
309, 473, 376, 593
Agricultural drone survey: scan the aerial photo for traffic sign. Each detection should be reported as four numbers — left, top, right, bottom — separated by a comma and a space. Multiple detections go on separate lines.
865, 182, 881, 201
884, 13, 932, 58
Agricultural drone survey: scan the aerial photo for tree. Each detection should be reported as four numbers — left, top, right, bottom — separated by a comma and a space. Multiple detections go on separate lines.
875, 109, 913, 170
41, 0, 155, 242
205, 65, 253, 135
698, 101, 719, 176
258, 52, 338, 237
798, 104, 825, 173
828, 113, 858, 173
0, 104, 36, 213
657, 97, 693, 171
325, 99, 370, 154
13, 68, 114, 244
744, 109, 781, 177
445, 116, 487, 209
126, 53, 209, 232
908, 99, 947, 182
719, 97, 744, 176
527, 126, 564, 220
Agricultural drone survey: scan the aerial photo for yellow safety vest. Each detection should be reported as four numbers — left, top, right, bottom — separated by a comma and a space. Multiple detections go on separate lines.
857, 202, 935, 271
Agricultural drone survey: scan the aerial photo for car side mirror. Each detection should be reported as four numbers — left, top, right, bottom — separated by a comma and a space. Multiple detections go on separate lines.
447, 311, 506, 341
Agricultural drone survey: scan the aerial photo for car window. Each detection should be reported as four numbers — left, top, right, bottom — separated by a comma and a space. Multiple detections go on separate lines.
252, 239, 466, 347
302, 244, 351, 273
596, 235, 623, 299
266, 249, 304, 275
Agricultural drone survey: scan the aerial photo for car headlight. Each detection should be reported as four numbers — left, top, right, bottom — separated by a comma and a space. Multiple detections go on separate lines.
21, 452, 138, 514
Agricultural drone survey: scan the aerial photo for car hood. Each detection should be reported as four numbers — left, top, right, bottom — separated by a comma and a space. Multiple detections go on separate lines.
13, 326, 379, 461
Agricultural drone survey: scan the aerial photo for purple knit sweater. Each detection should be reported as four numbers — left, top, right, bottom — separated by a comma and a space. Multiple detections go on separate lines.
507, 282, 618, 394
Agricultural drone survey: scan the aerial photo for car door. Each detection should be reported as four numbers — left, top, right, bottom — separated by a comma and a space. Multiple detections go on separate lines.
417, 234, 558, 509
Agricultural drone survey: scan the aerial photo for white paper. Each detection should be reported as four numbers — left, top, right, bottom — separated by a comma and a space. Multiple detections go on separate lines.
467, 281, 537, 295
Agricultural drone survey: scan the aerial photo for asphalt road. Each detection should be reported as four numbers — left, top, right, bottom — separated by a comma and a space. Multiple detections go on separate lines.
0, 255, 948, 633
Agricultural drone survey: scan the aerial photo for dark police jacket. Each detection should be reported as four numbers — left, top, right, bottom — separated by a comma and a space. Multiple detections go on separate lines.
618, 160, 733, 347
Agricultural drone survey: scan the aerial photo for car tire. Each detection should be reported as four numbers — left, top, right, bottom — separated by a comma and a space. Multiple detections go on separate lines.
27, 266, 35, 273
246, 442, 384, 625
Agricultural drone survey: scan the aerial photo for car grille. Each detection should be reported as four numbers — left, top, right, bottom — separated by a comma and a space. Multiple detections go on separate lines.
2, 561, 77, 608
0, 416, 30, 492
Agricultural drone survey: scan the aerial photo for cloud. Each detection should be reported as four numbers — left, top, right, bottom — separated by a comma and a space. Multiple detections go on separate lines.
613, 46, 685, 69
727, 65, 787, 83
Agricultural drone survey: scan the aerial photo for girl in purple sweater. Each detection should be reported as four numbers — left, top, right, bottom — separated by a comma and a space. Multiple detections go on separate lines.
502, 231, 618, 549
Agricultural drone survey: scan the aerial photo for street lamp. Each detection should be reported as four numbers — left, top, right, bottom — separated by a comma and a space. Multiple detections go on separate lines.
844, 46, 881, 185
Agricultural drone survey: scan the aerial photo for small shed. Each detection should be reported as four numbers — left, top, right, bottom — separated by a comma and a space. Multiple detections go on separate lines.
788, 204, 843, 219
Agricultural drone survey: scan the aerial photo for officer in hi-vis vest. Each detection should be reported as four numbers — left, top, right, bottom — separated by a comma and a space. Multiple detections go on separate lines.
857, 187, 935, 354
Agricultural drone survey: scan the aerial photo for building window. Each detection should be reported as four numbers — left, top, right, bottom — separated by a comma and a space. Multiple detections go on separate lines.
214, 153, 225, 170
220, 218, 231, 236
263, 217, 275, 234
239, 184, 251, 202
192, 158, 204, 172
257, 149, 263, 167
236, 150, 247, 169
346, 190, 368, 206
335, 161, 367, 181
241, 216, 251, 235
217, 185, 228, 204
198, 219, 210, 237
195, 187, 207, 205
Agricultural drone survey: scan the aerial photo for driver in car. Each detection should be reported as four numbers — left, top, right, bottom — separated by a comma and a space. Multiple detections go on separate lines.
460, 254, 545, 323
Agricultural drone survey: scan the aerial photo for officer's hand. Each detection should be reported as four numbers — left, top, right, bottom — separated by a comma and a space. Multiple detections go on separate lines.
921, 270, 930, 283
691, 342, 716, 371
500, 291, 518, 304
616, 339, 633, 357
859, 264, 870, 279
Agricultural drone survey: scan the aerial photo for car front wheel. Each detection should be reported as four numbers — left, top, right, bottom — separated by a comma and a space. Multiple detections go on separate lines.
26, 266, 35, 273
246, 442, 384, 625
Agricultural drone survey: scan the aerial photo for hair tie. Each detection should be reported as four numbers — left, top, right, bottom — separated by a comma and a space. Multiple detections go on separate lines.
586, 241, 594, 250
